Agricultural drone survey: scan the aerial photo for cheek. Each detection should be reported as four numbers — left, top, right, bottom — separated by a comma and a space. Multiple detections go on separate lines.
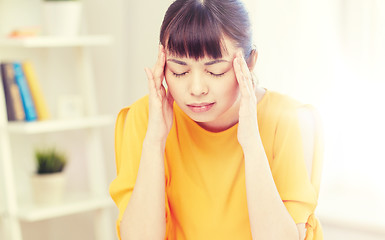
222, 73, 240, 96
223, 77, 240, 104
228, 83, 240, 102
164, 75, 182, 99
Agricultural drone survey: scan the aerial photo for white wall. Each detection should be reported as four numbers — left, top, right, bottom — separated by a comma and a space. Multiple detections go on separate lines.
244, 0, 385, 239
86, 0, 174, 111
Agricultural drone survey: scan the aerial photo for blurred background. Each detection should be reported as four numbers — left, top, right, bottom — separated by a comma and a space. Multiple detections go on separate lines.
0, 0, 384, 239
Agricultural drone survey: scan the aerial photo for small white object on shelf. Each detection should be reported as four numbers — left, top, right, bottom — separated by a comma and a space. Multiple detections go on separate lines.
57, 94, 84, 119
42, 1, 83, 37
30, 173, 66, 207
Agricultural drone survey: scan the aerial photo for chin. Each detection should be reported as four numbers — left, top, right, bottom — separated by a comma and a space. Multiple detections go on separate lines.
185, 111, 216, 123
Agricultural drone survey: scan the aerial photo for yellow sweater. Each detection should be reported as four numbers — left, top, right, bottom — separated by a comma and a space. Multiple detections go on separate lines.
110, 90, 323, 239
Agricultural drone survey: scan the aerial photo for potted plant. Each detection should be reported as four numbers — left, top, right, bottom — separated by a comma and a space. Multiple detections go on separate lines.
42, 0, 83, 36
31, 147, 67, 205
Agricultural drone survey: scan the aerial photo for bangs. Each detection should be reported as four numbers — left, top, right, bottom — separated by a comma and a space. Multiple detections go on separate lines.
161, 2, 226, 60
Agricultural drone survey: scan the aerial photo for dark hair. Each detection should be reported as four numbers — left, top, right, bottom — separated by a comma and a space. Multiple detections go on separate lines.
160, 0, 253, 60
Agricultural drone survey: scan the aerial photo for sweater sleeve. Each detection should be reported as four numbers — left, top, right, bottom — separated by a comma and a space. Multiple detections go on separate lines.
271, 105, 324, 239
109, 96, 149, 240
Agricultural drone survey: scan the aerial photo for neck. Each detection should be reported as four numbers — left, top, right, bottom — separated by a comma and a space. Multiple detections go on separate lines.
197, 96, 241, 133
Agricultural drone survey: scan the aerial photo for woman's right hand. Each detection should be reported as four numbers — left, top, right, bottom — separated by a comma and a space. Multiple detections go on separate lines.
144, 45, 174, 144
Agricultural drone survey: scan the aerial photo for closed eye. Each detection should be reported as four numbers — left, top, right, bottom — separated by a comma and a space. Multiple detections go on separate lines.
172, 71, 189, 78
209, 72, 226, 77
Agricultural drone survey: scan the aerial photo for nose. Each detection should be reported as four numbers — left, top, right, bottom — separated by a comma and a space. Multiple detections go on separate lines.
189, 72, 208, 96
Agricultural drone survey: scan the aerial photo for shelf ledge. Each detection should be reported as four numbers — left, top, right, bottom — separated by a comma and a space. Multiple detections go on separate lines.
18, 194, 114, 222
0, 35, 113, 48
6, 115, 115, 134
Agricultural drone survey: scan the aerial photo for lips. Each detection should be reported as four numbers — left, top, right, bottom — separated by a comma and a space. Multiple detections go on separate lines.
187, 102, 215, 113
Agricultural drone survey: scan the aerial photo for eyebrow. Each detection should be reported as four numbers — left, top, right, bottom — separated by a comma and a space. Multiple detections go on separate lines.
167, 59, 187, 65
167, 58, 229, 66
204, 59, 229, 66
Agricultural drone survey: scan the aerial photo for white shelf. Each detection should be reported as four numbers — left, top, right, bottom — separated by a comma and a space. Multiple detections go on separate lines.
5, 115, 114, 134
18, 194, 114, 222
0, 35, 113, 48
0, 23, 116, 237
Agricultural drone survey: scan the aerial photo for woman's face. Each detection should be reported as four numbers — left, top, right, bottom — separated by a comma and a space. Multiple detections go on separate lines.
165, 37, 243, 131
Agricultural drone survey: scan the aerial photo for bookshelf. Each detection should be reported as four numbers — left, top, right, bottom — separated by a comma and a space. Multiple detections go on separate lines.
0, 36, 116, 240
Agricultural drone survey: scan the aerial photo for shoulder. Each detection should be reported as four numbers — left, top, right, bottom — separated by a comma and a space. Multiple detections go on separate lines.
266, 91, 322, 176
267, 91, 321, 134
260, 90, 321, 151
116, 95, 149, 125
121, 95, 149, 116
114, 95, 150, 170
265, 90, 302, 111
258, 90, 303, 127
264, 90, 320, 121
115, 95, 149, 142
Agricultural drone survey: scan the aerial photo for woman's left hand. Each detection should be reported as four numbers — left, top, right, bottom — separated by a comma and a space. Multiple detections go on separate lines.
233, 51, 259, 150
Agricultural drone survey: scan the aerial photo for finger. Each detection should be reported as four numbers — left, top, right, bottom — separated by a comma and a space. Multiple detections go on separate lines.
153, 45, 166, 89
145, 67, 158, 97
166, 89, 174, 107
233, 57, 251, 98
237, 52, 254, 94
159, 84, 166, 99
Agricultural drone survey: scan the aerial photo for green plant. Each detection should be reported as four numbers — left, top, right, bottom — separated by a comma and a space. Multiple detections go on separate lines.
35, 148, 67, 174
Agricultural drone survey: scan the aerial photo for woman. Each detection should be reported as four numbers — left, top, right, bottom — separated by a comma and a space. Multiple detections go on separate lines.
110, 0, 323, 239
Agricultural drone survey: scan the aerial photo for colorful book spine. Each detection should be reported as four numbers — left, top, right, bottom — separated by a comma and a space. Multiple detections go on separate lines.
13, 62, 37, 121
0, 62, 25, 121
22, 61, 51, 120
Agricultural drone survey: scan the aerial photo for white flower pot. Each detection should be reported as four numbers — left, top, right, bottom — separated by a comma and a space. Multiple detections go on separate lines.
31, 172, 66, 206
42, 1, 82, 36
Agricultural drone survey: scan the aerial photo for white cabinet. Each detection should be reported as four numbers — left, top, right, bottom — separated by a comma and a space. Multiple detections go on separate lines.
0, 36, 116, 240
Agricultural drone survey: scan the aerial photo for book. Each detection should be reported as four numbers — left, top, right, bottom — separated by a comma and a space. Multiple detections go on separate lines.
13, 62, 37, 121
0, 62, 25, 121
22, 61, 51, 120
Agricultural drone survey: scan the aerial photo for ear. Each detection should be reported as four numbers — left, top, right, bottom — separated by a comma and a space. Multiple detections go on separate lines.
247, 49, 258, 71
